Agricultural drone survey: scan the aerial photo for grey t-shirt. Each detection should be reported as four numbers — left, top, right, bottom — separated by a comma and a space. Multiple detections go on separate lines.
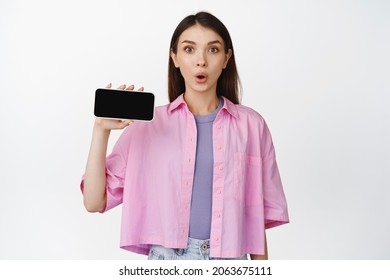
189, 97, 224, 240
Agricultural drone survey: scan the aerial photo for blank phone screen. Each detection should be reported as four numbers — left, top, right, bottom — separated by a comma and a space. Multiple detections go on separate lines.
94, 88, 155, 121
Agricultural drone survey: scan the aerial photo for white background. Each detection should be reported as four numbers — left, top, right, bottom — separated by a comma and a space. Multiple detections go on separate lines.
0, 0, 389, 259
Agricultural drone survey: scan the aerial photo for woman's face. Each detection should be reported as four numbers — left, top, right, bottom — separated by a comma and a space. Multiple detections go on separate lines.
171, 24, 232, 96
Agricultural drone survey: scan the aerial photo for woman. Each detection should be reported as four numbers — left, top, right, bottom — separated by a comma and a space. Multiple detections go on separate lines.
81, 11, 289, 260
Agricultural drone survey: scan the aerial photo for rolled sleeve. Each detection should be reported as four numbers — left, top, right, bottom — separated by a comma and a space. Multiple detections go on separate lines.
261, 121, 289, 229
262, 156, 289, 228
101, 152, 125, 212
80, 152, 125, 213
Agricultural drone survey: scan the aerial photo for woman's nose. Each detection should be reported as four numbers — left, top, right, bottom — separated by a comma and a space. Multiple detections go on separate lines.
197, 53, 207, 67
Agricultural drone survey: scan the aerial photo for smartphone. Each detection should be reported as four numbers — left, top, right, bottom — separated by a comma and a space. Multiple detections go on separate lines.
94, 88, 155, 121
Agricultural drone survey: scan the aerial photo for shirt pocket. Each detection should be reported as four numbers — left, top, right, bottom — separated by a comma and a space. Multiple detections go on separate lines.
233, 152, 262, 206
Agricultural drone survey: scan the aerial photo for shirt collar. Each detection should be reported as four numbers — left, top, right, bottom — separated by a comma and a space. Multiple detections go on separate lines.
168, 93, 239, 119
167, 93, 187, 113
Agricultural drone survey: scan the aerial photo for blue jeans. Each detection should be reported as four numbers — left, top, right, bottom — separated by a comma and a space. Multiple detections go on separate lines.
147, 237, 248, 260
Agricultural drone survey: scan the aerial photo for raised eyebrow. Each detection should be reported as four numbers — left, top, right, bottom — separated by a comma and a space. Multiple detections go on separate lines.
208, 40, 222, 45
180, 40, 222, 45
181, 40, 196, 45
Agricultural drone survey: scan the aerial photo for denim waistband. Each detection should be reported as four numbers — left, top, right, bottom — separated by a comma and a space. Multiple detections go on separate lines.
187, 237, 210, 249
148, 237, 248, 260
173, 237, 210, 256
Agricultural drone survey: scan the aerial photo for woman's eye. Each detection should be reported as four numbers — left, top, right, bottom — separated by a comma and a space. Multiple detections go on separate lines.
209, 47, 219, 53
184, 47, 194, 53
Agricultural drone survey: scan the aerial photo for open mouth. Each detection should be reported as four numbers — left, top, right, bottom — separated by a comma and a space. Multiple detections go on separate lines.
195, 73, 208, 83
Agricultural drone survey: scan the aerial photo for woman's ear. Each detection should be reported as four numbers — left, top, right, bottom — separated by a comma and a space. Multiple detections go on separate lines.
223, 49, 232, 69
170, 49, 179, 68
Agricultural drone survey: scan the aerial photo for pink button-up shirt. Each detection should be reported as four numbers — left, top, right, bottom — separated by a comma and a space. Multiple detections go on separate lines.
81, 93, 289, 258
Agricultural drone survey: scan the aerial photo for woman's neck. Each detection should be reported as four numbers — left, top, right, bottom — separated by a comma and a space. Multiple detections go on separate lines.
183, 91, 220, 116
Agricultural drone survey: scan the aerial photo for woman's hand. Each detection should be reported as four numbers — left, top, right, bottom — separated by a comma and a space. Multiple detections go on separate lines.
94, 83, 145, 131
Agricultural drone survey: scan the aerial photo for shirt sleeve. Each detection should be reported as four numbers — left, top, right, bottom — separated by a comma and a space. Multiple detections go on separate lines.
80, 128, 130, 213
260, 120, 290, 229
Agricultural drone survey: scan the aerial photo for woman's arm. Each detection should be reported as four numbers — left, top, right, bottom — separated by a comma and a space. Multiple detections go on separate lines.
82, 122, 111, 212
82, 83, 136, 212
250, 231, 268, 260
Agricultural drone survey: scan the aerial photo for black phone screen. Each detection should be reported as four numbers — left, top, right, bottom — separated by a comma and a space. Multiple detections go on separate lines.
94, 88, 155, 121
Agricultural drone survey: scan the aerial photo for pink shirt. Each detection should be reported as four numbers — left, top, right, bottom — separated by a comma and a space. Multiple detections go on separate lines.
81, 93, 289, 258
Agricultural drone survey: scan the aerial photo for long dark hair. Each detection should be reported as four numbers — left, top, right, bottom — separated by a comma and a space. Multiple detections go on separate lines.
168, 11, 241, 104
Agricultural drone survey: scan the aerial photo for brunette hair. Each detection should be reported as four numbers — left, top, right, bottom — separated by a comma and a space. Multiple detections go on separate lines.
168, 11, 241, 104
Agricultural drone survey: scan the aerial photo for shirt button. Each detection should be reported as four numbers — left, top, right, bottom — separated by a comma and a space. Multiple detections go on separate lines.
214, 237, 219, 241
217, 125, 221, 129
217, 190, 222, 195
188, 158, 191, 163
219, 166, 223, 170
217, 213, 221, 218
218, 146, 222, 150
